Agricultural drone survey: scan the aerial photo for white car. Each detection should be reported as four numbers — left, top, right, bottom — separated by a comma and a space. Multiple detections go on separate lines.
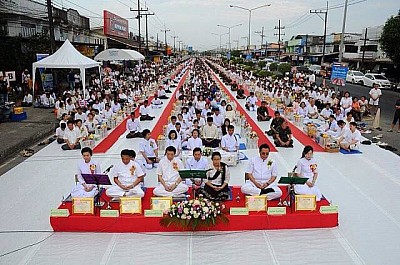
362, 73, 392, 89
308, 65, 321, 75
346, 70, 364, 84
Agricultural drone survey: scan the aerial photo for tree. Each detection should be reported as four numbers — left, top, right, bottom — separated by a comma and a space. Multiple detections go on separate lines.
269, 62, 278, 71
380, 11, 400, 69
278, 63, 291, 74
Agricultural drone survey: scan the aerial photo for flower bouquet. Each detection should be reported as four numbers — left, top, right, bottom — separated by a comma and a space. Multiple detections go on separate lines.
247, 131, 259, 149
202, 147, 213, 157
160, 197, 229, 230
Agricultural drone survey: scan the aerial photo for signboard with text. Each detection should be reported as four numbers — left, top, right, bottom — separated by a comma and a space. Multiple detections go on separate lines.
103, 10, 129, 39
331, 63, 349, 86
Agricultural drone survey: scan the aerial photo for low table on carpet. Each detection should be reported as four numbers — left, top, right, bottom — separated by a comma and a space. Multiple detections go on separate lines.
50, 186, 338, 232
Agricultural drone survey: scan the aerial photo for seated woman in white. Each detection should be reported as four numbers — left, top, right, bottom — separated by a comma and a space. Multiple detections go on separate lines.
294, 145, 322, 201
166, 130, 182, 157
71, 147, 101, 198
153, 146, 188, 197
297, 102, 308, 117
139, 129, 160, 169
186, 129, 203, 150
106, 149, 145, 198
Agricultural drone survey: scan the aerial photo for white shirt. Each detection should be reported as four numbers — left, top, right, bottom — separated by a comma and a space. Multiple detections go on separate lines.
140, 105, 151, 116
55, 127, 65, 138
246, 156, 278, 184
186, 137, 203, 150
307, 105, 318, 115
166, 139, 182, 152
77, 159, 102, 184
185, 157, 209, 170
221, 134, 238, 151
297, 107, 308, 117
213, 114, 224, 127
343, 128, 361, 144
369, 88, 382, 105
139, 138, 158, 157
126, 118, 140, 132
113, 160, 144, 186
63, 127, 80, 144
102, 109, 114, 120
295, 157, 317, 181
320, 108, 333, 118
157, 157, 184, 184
340, 97, 352, 109
246, 96, 258, 105
23, 94, 33, 103
74, 113, 86, 122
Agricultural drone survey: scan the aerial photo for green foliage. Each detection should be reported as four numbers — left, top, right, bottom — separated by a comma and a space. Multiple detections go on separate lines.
380, 10, 400, 67
254, 69, 272, 77
269, 62, 278, 71
278, 63, 292, 74
258, 61, 267, 69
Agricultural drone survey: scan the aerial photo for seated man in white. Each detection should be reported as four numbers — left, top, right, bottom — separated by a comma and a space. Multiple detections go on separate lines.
107, 149, 145, 198
139, 100, 154, 121
62, 120, 81, 150
338, 121, 361, 151
139, 129, 160, 169
294, 145, 322, 201
221, 125, 239, 152
320, 103, 333, 120
153, 146, 189, 197
151, 96, 163, 108
71, 147, 101, 198
245, 91, 258, 111
126, 112, 142, 138
241, 143, 282, 200
325, 115, 339, 135
185, 147, 209, 187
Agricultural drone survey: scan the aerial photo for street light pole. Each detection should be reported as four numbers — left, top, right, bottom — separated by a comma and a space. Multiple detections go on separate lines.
339, 0, 349, 63
217, 23, 242, 51
211, 32, 228, 52
230, 4, 271, 52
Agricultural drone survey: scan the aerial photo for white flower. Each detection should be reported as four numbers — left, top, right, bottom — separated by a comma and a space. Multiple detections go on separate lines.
183, 208, 189, 214
181, 214, 186, 219
203, 207, 209, 212
215, 202, 219, 206
193, 213, 199, 219
194, 200, 200, 206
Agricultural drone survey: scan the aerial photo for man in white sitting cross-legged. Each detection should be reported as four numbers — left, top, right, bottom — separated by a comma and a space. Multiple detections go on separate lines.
153, 146, 188, 197
221, 125, 239, 152
241, 143, 282, 200
106, 149, 145, 198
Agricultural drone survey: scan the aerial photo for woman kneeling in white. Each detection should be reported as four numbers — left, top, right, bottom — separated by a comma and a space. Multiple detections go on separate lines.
106, 149, 145, 198
294, 145, 322, 201
153, 146, 189, 197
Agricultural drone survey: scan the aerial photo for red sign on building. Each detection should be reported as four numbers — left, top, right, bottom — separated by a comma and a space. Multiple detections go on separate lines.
103, 10, 129, 39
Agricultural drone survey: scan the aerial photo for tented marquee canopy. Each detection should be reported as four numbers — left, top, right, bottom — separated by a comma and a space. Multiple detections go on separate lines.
32, 39, 101, 97
94, 48, 145, 61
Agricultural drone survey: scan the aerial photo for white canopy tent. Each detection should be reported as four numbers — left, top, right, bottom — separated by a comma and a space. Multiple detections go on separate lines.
94, 48, 145, 61
32, 39, 101, 98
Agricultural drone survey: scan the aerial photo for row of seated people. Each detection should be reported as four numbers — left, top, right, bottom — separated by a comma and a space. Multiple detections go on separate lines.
71, 144, 322, 202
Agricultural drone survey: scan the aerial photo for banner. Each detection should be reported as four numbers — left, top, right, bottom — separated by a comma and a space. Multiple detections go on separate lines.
103, 10, 129, 39
331, 63, 348, 86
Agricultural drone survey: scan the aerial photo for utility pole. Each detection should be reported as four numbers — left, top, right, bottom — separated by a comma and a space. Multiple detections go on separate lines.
255, 26, 267, 57
274, 20, 285, 61
171, 33, 178, 54
46, 0, 55, 53
177, 40, 183, 53
339, 0, 349, 63
361, 27, 368, 70
161, 28, 170, 56
130, 1, 148, 52
142, 12, 154, 55
305, 34, 308, 62
233, 40, 239, 51
310, 1, 328, 65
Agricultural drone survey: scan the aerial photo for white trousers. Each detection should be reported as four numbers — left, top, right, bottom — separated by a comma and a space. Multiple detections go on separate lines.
241, 181, 282, 200
294, 184, 322, 201
106, 185, 145, 198
153, 182, 189, 197
71, 184, 97, 198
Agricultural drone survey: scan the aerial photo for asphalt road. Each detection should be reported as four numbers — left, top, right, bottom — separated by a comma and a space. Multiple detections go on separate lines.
317, 77, 400, 127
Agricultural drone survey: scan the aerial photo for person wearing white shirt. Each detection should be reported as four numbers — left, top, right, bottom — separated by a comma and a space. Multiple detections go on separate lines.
306, 100, 319, 119
338, 122, 362, 151
153, 146, 188, 197
139, 100, 154, 121
139, 129, 159, 169
334, 108, 345, 122
111, 101, 121, 113
126, 112, 142, 138
71, 147, 101, 198
151, 96, 163, 108
241, 144, 282, 200
320, 103, 333, 120
343, 112, 355, 130
325, 115, 339, 135
340, 92, 352, 115
166, 130, 182, 157
245, 92, 258, 111
297, 102, 308, 117
212, 108, 224, 128
102, 104, 114, 121
369, 84, 382, 115
22, 92, 33, 107
62, 120, 81, 150
185, 147, 209, 186
194, 112, 206, 128
221, 125, 239, 152
56, 123, 66, 144
294, 146, 322, 201
330, 120, 347, 138
186, 129, 203, 150
84, 113, 98, 134
202, 117, 220, 148
75, 119, 88, 140
74, 107, 86, 122
106, 149, 145, 198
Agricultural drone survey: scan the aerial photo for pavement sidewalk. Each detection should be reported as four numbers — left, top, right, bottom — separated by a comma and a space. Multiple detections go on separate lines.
0, 107, 58, 170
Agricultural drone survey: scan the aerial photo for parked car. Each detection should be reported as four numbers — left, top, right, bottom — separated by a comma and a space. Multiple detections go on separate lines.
346, 70, 364, 84
309, 65, 321, 75
362, 73, 392, 89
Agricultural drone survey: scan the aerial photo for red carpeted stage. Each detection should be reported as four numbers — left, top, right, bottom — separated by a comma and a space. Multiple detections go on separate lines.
50, 186, 338, 232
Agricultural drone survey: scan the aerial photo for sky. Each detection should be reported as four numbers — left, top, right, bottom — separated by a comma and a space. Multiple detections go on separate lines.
53, 0, 399, 51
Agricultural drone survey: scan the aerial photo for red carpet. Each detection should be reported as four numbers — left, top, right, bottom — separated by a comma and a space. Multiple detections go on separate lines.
149, 71, 189, 139
50, 186, 338, 232
210, 70, 277, 152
